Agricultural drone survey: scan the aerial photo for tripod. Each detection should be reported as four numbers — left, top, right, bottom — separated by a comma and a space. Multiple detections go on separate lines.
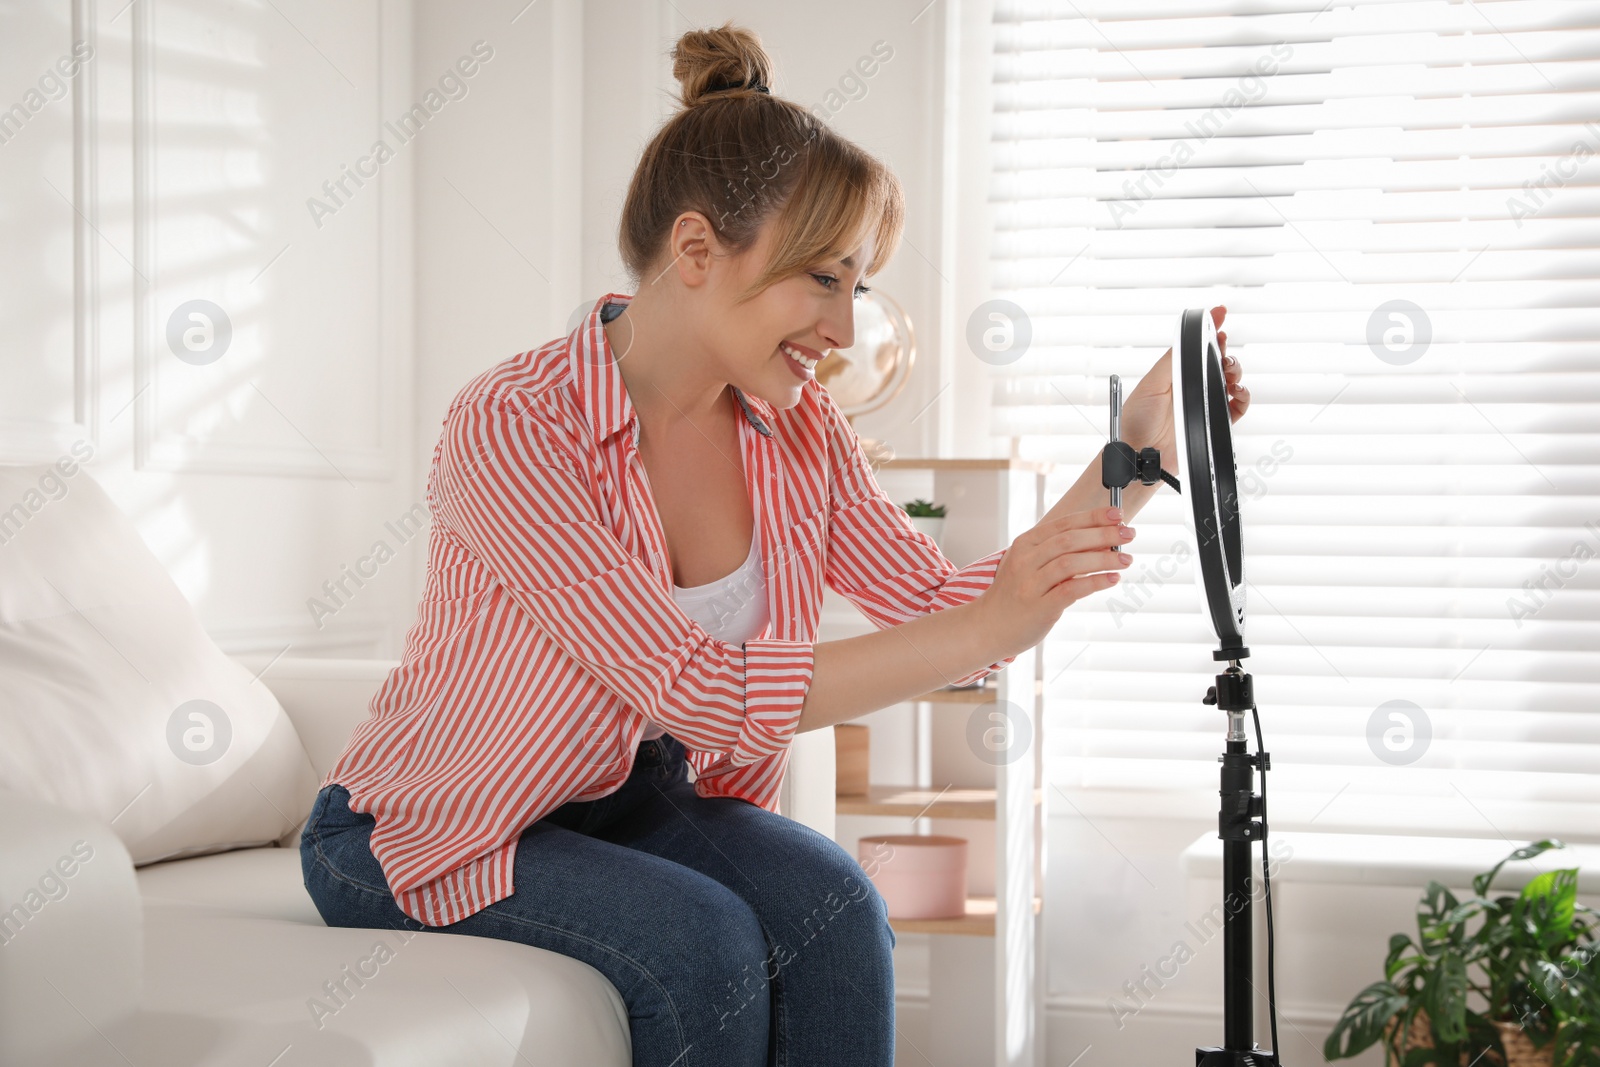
1102, 375, 1281, 1066
1195, 649, 1279, 1067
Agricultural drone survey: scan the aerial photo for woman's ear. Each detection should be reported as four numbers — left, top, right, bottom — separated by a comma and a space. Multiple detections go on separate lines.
665, 211, 724, 292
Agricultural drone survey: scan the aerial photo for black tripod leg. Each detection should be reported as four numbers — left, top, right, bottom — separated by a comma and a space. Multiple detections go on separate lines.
1223, 828, 1253, 1049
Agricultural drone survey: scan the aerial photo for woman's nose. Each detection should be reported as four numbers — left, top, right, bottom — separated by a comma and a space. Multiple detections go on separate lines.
821, 309, 855, 354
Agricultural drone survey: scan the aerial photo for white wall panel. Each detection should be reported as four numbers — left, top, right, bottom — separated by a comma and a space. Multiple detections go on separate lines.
130, 0, 397, 479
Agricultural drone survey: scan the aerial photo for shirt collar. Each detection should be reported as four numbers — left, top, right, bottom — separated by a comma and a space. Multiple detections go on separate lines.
569, 293, 775, 445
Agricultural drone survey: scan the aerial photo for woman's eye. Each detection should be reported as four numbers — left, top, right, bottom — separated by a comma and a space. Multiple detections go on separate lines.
811, 273, 872, 299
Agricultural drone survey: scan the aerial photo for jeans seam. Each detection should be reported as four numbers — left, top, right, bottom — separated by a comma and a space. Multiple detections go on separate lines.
737, 907, 787, 1067
771, 955, 788, 1067
304, 788, 401, 899
643, 775, 783, 1061
310, 833, 403, 898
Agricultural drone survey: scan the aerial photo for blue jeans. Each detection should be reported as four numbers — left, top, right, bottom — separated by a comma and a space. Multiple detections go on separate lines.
300, 732, 896, 1066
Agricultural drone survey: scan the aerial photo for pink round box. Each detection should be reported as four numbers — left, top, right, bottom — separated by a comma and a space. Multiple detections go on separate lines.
856, 834, 968, 920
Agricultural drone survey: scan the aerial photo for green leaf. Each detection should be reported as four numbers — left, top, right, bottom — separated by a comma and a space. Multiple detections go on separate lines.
1480, 908, 1514, 948
1418, 881, 1461, 955
1530, 958, 1580, 1016
1522, 868, 1580, 945
1424, 951, 1469, 1043
1435, 898, 1489, 930
1386, 933, 1420, 980
1464, 1014, 1510, 1067
1324, 980, 1409, 1060
1557, 1021, 1600, 1067
1473, 839, 1565, 897
1387, 954, 1427, 983
1420, 880, 1459, 921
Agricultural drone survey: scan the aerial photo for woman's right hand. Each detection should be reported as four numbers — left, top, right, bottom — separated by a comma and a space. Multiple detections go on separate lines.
976, 506, 1135, 656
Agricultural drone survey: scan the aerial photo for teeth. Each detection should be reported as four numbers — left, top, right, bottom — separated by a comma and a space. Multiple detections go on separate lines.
781, 342, 818, 370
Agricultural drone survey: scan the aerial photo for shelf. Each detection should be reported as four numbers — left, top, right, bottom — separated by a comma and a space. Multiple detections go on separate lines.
834, 454, 1046, 1061
836, 784, 1043, 820
909, 678, 1042, 704
888, 894, 1042, 937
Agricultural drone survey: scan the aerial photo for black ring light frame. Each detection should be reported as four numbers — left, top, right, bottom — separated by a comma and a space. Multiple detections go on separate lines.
1175, 307, 1249, 660
1100, 307, 1282, 1067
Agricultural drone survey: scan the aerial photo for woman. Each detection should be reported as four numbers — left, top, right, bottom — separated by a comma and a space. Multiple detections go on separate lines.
300, 21, 1247, 1067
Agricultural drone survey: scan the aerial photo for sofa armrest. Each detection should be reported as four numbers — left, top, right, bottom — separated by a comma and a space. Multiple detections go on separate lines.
0, 790, 142, 1067
232, 656, 399, 784
781, 725, 836, 841
231, 656, 398, 849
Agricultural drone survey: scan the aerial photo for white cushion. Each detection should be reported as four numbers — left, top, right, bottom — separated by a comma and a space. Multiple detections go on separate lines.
135, 848, 632, 1066
137, 842, 327, 924
0, 463, 319, 865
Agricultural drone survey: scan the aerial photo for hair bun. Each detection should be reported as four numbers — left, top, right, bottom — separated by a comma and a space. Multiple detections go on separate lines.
671, 22, 774, 108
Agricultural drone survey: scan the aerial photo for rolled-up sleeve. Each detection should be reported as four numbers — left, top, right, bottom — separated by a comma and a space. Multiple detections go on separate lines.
816, 390, 1018, 688
429, 391, 813, 765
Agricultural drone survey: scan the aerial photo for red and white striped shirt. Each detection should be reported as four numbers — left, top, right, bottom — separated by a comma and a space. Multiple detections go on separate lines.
323, 292, 1017, 926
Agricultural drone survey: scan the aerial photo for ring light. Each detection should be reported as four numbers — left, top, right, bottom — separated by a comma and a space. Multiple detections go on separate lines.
1098, 306, 1281, 1066
1171, 306, 1248, 659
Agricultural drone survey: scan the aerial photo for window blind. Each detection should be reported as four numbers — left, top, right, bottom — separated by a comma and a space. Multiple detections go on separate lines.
989, 0, 1600, 841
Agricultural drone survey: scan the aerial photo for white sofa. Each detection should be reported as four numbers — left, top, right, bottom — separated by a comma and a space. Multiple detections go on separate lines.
0, 463, 837, 1066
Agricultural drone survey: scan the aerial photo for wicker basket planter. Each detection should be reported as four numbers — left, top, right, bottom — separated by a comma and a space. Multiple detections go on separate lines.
1386, 1011, 1554, 1067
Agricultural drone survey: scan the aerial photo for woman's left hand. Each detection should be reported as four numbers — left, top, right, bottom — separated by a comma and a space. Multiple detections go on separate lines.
1118, 306, 1247, 455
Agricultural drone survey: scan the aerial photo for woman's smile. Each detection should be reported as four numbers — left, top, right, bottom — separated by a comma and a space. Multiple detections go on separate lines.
779, 340, 821, 379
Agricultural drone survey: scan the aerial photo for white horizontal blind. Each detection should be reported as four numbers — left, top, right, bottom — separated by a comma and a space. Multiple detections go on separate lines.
990, 0, 1600, 841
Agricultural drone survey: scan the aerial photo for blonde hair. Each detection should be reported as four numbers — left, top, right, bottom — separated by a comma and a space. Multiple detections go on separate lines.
617, 21, 905, 305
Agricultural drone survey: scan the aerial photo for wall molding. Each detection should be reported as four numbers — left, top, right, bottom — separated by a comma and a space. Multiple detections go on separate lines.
206, 612, 392, 660
129, 0, 401, 480
0, 0, 99, 463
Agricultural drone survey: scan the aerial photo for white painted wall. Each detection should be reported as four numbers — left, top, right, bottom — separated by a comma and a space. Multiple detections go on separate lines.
411, 0, 583, 448
3, 0, 421, 660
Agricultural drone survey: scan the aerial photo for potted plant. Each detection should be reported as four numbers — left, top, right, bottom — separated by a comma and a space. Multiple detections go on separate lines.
901, 498, 947, 548
1324, 840, 1600, 1067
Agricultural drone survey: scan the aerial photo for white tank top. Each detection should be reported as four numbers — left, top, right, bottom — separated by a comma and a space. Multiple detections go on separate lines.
640, 528, 769, 741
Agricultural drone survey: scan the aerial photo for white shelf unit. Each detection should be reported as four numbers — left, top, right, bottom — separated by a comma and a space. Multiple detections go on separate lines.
823, 457, 1052, 1067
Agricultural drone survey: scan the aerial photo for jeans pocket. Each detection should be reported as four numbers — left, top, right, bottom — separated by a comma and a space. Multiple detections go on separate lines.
305, 840, 422, 932
314, 785, 370, 836
300, 784, 335, 847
